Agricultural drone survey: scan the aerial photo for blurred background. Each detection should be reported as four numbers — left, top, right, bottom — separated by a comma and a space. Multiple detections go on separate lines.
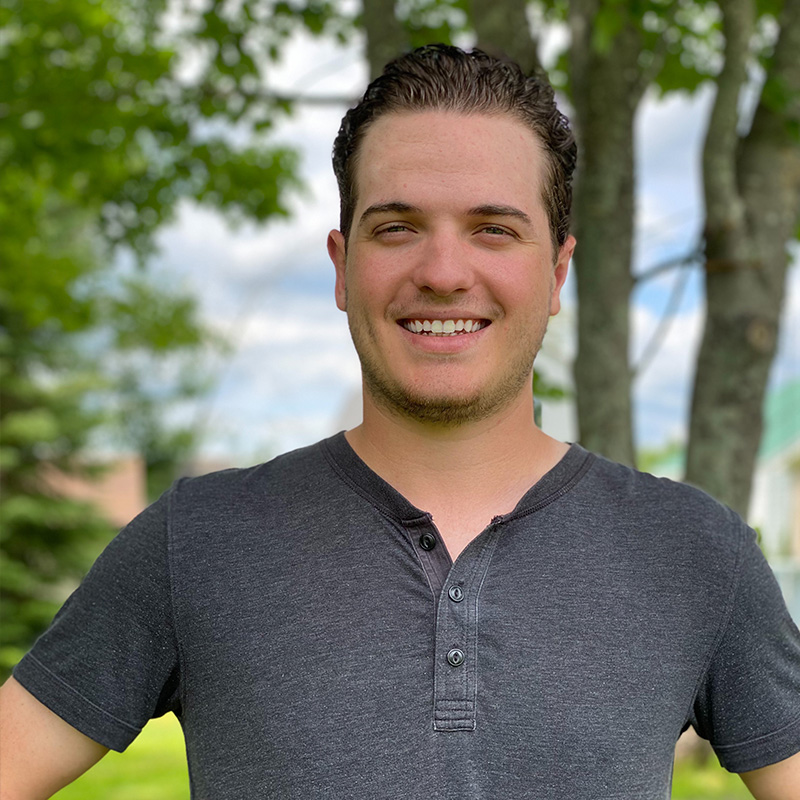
1, 0, 798, 796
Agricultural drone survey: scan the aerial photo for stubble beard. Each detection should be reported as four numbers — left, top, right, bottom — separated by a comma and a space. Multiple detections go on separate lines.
348, 311, 550, 428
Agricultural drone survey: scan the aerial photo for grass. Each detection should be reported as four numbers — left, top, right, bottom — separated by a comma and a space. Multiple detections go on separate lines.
672, 757, 753, 800
52, 715, 190, 800
53, 714, 753, 799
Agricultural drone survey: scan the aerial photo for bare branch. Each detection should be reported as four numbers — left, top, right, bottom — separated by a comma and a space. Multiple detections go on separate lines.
271, 93, 358, 106
633, 262, 694, 377
634, 249, 703, 284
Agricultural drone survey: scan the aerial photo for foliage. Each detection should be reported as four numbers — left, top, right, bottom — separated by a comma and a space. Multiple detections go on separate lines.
0, 0, 333, 673
672, 757, 752, 799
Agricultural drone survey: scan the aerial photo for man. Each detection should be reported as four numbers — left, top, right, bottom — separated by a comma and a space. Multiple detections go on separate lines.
1, 45, 799, 799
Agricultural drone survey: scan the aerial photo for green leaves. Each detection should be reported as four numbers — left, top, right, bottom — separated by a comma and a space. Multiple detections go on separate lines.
0, 0, 316, 675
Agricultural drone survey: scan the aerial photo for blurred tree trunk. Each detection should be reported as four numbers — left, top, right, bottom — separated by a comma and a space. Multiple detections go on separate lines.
474, 0, 653, 467
470, 0, 543, 76
568, 0, 648, 466
686, 0, 800, 515
363, 0, 409, 78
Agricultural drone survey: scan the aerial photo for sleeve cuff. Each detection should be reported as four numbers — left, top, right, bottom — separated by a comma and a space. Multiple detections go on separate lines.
714, 712, 800, 773
13, 653, 142, 752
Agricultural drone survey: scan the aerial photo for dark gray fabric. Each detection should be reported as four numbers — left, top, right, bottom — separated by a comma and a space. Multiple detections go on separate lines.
14, 435, 800, 798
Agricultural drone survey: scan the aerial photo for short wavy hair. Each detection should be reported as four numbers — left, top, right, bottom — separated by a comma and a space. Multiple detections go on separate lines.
332, 44, 576, 252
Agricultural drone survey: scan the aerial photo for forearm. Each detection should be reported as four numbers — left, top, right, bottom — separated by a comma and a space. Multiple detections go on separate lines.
0, 677, 109, 800
740, 750, 800, 800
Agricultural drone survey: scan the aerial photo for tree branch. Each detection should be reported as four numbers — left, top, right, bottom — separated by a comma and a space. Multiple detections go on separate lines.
702, 0, 755, 236
633, 260, 694, 377
634, 248, 703, 284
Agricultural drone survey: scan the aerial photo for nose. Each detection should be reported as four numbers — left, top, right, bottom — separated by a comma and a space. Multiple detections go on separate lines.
412, 230, 476, 297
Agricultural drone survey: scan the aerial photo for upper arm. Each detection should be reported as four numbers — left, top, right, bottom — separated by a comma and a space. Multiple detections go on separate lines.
0, 677, 109, 800
739, 749, 800, 799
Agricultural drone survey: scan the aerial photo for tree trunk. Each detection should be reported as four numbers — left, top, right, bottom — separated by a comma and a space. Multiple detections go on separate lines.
569, 0, 645, 466
362, 0, 409, 79
469, 0, 543, 76
685, 0, 800, 515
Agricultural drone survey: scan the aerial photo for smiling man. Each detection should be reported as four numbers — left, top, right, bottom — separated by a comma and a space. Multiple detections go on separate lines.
2, 45, 799, 800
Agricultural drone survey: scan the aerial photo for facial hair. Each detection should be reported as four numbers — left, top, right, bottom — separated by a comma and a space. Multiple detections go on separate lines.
348, 299, 551, 428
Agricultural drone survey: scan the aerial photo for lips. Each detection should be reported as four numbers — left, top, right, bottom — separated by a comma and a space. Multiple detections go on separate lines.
400, 318, 489, 336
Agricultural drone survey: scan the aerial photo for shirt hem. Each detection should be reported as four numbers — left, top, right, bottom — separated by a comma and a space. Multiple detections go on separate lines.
13, 653, 141, 752
715, 711, 800, 773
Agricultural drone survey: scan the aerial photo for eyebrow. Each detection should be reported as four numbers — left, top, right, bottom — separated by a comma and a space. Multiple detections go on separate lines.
357, 202, 422, 228
356, 201, 534, 228
467, 204, 533, 226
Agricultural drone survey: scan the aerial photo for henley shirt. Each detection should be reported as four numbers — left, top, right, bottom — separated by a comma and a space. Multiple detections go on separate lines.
14, 434, 800, 799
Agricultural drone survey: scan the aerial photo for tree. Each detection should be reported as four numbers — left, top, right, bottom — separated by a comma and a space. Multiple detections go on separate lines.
686, 0, 800, 515
0, 0, 338, 672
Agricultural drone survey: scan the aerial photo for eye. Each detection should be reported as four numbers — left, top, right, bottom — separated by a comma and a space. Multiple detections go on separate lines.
375, 223, 413, 236
478, 224, 514, 238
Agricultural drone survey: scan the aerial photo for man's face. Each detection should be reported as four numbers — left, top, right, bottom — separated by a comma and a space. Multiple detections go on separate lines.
327, 110, 575, 426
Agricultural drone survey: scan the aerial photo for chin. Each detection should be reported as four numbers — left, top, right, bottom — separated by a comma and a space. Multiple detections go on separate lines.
365, 375, 529, 427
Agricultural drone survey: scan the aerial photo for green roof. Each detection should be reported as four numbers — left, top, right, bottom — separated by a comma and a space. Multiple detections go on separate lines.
759, 378, 800, 459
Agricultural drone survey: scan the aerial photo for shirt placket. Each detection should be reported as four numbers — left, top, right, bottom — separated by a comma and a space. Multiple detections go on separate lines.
404, 514, 502, 732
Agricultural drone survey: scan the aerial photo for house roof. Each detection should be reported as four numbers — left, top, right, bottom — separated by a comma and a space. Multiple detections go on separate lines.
759, 378, 800, 460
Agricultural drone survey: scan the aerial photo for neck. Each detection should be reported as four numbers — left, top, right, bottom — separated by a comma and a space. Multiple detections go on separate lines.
345, 388, 568, 512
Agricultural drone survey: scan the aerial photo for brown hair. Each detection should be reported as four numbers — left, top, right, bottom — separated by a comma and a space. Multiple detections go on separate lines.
332, 44, 576, 252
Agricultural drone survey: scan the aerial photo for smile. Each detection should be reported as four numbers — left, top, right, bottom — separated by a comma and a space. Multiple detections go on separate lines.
400, 319, 489, 336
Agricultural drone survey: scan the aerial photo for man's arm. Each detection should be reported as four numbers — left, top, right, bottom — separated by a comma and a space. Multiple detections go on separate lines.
0, 676, 109, 800
740, 750, 800, 800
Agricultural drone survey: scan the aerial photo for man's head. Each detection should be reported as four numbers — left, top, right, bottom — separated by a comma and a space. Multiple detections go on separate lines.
332, 44, 576, 254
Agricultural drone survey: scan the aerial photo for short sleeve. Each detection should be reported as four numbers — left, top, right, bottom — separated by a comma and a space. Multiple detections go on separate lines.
12, 487, 181, 752
690, 523, 800, 772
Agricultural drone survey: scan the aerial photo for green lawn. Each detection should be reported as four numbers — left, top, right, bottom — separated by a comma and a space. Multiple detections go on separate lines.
53, 715, 753, 799
672, 757, 753, 799
52, 715, 190, 800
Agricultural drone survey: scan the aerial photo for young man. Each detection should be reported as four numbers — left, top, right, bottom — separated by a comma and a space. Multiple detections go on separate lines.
2, 45, 799, 800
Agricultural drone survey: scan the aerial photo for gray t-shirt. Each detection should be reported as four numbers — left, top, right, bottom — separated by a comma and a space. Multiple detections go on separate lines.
14, 435, 800, 798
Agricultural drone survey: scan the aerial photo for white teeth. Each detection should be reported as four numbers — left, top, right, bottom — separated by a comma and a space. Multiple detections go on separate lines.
403, 318, 486, 336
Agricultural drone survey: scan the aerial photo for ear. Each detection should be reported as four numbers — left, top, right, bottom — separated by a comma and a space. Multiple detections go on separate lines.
327, 230, 347, 311
550, 234, 575, 317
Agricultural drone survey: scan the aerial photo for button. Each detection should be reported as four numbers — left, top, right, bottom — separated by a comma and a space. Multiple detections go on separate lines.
447, 648, 465, 667
419, 533, 436, 551
448, 585, 464, 603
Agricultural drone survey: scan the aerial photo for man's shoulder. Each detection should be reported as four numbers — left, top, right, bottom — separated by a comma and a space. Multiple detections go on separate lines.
577, 446, 750, 550
582, 446, 732, 507
173, 435, 334, 501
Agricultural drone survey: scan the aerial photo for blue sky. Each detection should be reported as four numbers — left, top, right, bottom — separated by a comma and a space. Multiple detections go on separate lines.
150, 33, 799, 463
